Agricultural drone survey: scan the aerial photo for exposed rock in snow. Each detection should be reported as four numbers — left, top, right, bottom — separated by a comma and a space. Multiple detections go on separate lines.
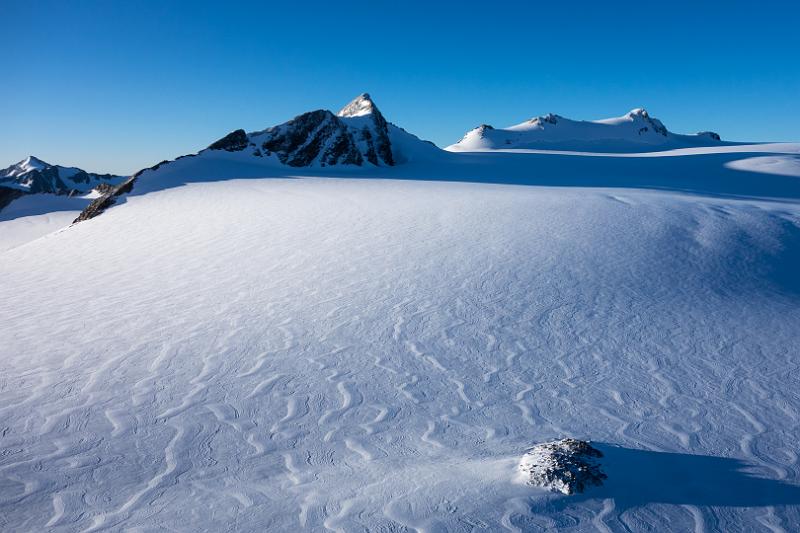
72, 176, 136, 223
207, 129, 249, 152
697, 131, 722, 141
251, 93, 396, 167
257, 109, 365, 167
620, 108, 668, 136
519, 439, 607, 495
448, 108, 725, 152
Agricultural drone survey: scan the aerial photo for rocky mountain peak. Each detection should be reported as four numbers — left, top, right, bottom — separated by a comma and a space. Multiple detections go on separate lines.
337, 93, 379, 118
0, 156, 124, 196
22, 155, 50, 169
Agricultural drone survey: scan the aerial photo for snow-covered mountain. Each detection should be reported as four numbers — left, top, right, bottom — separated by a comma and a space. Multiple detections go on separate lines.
447, 108, 724, 152
201, 93, 437, 167
2, 94, 800, 531
0, 156, 125, 195
73, 94, 441, 222
0, 157, 127, 250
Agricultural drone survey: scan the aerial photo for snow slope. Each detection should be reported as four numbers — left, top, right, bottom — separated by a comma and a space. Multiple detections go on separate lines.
0, 193, 93, 252
0, 156, 125, 250
2, 155, 800, 531
447, 109, 726, 152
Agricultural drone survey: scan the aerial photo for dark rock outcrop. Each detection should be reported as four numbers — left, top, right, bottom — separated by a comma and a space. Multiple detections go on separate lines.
73, 176, 136, 223
697, 131, 721, 141
519, 439, 607, 495
208, 129, 249, 152
93, 182, 117, 194
255, 95, 399, 168
260, 110, 364, 167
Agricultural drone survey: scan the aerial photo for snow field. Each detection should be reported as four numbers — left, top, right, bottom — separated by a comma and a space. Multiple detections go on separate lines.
1, 178, 800, 531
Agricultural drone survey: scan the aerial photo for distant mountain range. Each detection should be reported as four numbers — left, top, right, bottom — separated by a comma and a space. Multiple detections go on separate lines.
2, 95, 731, 219
0, 156, 124, 195
0, 156, 126, 212
447, 108, 723, 152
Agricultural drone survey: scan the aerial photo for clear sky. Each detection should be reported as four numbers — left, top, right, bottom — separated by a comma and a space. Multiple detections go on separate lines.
2, 0, 798, 174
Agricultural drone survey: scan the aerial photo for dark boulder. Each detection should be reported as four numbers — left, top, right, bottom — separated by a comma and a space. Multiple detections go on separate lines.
519, 439, 607, 495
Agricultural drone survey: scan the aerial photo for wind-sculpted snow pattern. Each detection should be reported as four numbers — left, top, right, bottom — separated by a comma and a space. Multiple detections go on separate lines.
2, 164, 800, 530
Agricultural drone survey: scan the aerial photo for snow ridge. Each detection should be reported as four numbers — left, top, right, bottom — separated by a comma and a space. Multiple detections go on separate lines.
448, 108, 723, 152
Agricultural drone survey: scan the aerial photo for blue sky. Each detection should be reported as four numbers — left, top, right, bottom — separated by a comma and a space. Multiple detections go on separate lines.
2, 0, 798, 174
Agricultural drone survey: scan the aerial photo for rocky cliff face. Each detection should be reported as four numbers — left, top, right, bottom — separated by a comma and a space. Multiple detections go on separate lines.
237, 93, 396, 167
257, 109, 364, 166
336, 93, 394, 166
72, 176, 136, 223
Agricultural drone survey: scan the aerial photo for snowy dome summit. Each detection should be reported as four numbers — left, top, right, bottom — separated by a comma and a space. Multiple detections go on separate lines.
447, 108, 724, 152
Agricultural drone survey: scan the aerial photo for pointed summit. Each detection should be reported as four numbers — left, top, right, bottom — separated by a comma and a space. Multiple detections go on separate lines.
21, 155, 50, 171
1, 155, 124, 196
24, 155, 49, 166
337, 93, 378, 118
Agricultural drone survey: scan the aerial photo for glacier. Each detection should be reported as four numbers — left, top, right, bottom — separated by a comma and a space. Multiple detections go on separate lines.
1, 97, 800, 531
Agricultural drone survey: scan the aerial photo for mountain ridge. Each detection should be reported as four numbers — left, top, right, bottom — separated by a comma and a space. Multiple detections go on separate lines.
0, 96, 759, 224
0, 156, 125, 196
